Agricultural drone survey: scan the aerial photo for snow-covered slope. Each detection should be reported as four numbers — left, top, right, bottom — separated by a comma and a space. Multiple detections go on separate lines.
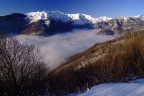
97, 16, 112, 22
27, 11, 71, 23
79, 79, 144, 96
48, 11, 71, 22
26, 11, 112, 25
27, 11, 48, 22
26, 11, 144, 29
67, 13, 97, 25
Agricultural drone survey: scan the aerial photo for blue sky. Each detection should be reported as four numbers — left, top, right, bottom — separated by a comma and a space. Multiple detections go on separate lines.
0, 0, 143, 17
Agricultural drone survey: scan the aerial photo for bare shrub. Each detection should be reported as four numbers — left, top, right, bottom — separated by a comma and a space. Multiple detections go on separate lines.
0, 37, 49, 96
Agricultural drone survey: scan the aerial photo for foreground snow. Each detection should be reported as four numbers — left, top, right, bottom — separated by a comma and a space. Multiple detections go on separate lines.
77, 79, 144, 96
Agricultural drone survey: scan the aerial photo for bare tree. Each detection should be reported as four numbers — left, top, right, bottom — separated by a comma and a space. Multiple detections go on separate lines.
0, 37, 49, 96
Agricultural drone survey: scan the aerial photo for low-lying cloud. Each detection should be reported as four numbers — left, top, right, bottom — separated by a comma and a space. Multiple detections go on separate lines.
16, 29, 115, 70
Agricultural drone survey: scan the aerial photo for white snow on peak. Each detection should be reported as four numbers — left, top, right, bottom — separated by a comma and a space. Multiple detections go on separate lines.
117, 15, 144, 19
26, 11, 113, 24
81, 14, 98, 23
67, 13, 97, 25
48, 11, 71, 22
27, 11, 112, 24
27, 11, 71, 23
134, 15, 142, 18
116, 15, 144, 22
67, 13, 81, 20
67, 13, 87, 25
117, 16, 129, 20
26, 11, 144, 25
134, 15, 144, 20
97, 16, 112, 22
68, 14, 96, 22
27, 11, 48, 23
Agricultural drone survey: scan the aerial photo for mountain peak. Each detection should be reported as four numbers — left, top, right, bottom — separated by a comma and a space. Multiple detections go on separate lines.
27, 11, 71, 23
48, 11, 71, 22
97, 16, 112, 22
26, 11, 114, 24
25, 11, 144, 24
26, 11, 48, 22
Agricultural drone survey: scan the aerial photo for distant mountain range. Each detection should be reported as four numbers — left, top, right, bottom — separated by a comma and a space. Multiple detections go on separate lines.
0, 11, 144, 36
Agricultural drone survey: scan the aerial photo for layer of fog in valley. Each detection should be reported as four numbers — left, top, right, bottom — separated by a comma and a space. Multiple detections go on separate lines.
16, 29, 115, 70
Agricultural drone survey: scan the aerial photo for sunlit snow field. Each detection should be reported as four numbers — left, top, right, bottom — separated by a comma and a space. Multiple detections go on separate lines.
79, 79, 144, 96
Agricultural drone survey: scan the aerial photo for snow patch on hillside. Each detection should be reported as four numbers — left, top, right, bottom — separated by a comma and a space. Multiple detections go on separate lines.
79, 83, 144, 96
27, 11, 48, 22
78, 81, 144, 96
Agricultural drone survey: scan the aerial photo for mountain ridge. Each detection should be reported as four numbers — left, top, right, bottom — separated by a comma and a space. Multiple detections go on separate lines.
0, 11, 144, 36
26, 11, 112, 24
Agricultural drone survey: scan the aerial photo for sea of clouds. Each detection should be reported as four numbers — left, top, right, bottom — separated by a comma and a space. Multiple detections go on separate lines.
16, 29, 115, 70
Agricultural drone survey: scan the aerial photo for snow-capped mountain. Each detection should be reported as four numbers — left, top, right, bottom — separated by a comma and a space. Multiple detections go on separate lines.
68, 13, 95, 25
97, 16, 112, 22
26, 11, 112, 25
27, 11, 71, 23
0, 11, 144, 36
26, 11, 48, 23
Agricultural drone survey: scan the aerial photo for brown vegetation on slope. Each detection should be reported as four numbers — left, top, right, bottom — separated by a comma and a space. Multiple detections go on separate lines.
48, 30, 144, 95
